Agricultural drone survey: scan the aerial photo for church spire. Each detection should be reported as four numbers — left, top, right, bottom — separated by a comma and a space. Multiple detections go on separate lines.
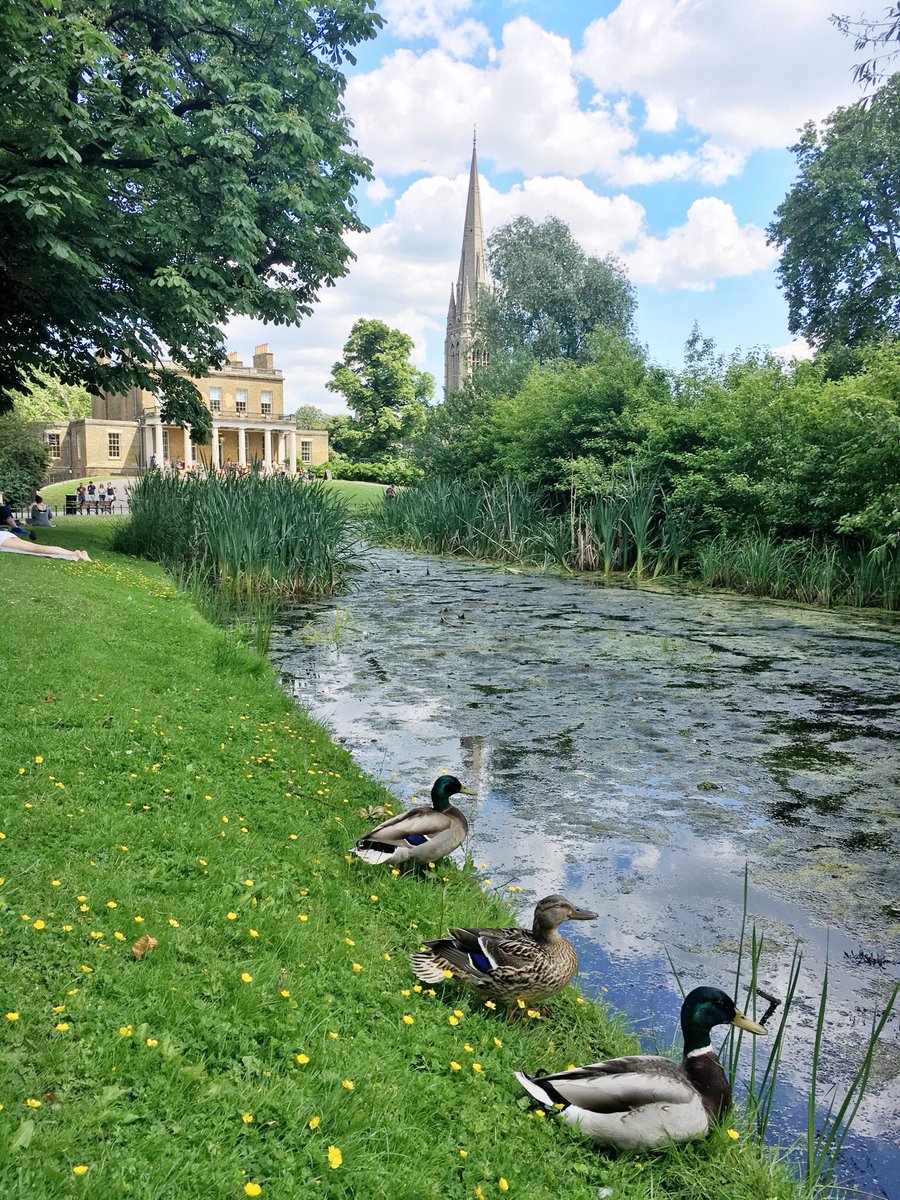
455, 138, 488, 305
444, 138, 489, 395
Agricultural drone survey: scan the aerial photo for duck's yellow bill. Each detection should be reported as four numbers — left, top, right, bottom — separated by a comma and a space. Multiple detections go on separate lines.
732, 1009, 768, 1035
458, 786, 478, 796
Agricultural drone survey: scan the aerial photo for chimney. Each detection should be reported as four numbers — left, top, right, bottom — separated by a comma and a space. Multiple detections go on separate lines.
253, 343, 274, 371
227, 351, 243, 368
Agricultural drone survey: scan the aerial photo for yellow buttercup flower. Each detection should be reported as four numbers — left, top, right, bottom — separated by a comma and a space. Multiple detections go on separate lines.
119, 1025, 133, 1037
242, 1113, 254, 1124
727, 1128, 741, 1140
308, 1115, 321, 1129
56, 1022, 70, 1032
33, 920, 46, 930
499, 1179, 509, 1192
227, 912, 237, 920
6, 1012, 19, 1021
25, 1098, 42, 1108
244, 1183, 262, 1197
146, 1038, 158, 1048
241, 972, 253, 983
327, 1145, 343, 1169
341, 1079, 354, 1091
72, 1165, 89, 1176
450, 1061, 461, 1071
402, 1015, 414, 1025
295, 1053, 310, 1065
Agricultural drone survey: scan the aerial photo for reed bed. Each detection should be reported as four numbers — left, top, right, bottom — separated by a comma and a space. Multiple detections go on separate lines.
113, 469, 359, 600
368, 476, 900, 608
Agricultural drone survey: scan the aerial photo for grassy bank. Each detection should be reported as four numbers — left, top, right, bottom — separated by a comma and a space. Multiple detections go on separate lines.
1, 521, 806, 1199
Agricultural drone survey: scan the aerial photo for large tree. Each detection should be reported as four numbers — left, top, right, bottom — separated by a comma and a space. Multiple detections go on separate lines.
327, 319, 433, 461
0, 0, 382, 439
477, 215, 636, 366
767, 74, 900, 349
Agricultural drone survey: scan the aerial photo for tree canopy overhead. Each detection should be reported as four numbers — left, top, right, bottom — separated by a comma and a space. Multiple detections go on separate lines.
477, 214, 636, 366
0, 0, 383, 435
767, 73, 900, 350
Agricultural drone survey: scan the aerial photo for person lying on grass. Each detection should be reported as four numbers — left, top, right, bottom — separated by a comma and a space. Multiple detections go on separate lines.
0, 528, 91, 561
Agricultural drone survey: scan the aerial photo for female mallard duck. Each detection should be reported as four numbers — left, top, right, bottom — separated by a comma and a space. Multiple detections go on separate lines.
410, 895, 597, 1011
353, 775, 475, 869
515, 985, 767, 1151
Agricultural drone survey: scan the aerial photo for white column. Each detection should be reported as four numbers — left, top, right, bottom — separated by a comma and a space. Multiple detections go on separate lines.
211, 424, 220, 469
238, 425, 247, 466
264, 427, 272, 471
152, 421, 163, 465
276, 431, 285, 471
183, 425, 192, 468
143, 423, 154, 468
288, 430, 297, 476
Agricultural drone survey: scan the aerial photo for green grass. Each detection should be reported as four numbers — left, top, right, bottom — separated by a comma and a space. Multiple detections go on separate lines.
38, 477, 385, 516
0, 520, 811, 1199
322, 479, 386, 511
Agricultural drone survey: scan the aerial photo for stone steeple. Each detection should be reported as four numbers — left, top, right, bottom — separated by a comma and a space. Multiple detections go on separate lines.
444, 137, 489, 395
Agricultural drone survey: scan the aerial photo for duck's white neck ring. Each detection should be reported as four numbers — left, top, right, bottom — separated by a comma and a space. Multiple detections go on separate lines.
686, 1045, 714, 1058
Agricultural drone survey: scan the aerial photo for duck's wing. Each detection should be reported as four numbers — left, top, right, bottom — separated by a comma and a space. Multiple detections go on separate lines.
411, 925, 523, 985
517, 1056, 696, 1113
357, 804, 454, 850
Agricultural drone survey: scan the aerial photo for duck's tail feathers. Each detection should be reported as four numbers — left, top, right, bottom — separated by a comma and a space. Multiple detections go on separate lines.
410, 951, 451, 984
514, 1071, 568, 1110
353, 842, 397, 866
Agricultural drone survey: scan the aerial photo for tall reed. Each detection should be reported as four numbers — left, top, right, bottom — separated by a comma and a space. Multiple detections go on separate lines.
114, 468, 358, 600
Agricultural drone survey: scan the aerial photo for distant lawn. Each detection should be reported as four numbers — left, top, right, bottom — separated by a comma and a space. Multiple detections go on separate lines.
322, 478, 386, 510
37, 477, 385, 515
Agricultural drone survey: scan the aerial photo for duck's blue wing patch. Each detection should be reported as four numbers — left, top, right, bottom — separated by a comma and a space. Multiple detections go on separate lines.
404, 833, 428, 846
469, 949, 493, 974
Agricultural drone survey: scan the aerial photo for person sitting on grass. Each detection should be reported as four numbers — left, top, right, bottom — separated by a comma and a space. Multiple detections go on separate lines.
0, 526, 90, 561
0, 503, 36, 541
29, 494, 54, 528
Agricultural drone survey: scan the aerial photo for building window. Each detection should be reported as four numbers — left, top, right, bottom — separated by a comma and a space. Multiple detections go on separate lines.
261, 390, 272, 415
108, 432, 121, 459
46, 432, 61, 459
209, 387, 222, 412
301, 440, 312, 464
236, 389, 248, 414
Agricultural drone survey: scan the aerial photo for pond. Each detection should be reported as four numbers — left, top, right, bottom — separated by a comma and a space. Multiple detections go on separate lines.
270, 547, 900, 1198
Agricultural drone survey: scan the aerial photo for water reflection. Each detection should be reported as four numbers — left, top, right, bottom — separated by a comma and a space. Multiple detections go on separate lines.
272, 548, 900, 1197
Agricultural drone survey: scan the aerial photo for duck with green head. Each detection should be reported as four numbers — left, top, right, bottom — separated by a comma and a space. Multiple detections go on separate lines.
411, 894, 598, 1011
515, 985, 767, 1151
353, 774, 475, 869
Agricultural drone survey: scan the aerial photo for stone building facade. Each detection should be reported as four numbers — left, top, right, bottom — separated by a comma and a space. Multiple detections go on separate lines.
444, 141, 490, 395
41, 344, 328, 481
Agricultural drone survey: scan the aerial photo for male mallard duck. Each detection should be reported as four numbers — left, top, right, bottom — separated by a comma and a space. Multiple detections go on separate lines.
410, 895, 598, 1010
515, 985, 767, 1151
353, 775, 475, 869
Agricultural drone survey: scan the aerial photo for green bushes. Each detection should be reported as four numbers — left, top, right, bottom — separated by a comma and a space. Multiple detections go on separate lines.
326, 455, 424, 486
113, 469, 358, 599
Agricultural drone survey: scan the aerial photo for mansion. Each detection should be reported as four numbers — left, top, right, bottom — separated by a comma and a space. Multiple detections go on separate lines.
40, 344, 328, 482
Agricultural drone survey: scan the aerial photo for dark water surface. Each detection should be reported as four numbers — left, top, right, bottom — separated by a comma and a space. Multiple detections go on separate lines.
271, 548, 900, 1198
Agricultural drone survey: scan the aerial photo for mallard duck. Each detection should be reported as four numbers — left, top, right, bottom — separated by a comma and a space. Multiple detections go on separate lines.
353, 775, 475, 869
410, 895, 598, 1010
515, 985, 767, 1151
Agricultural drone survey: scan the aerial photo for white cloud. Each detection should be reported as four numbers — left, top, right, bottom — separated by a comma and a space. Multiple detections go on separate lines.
577, 0, 860, 151
346, 19, 636, 180
625, 198, 777, 291
379, 0, 490, 56
366, 177, 395, 204
772, 337, 815, 362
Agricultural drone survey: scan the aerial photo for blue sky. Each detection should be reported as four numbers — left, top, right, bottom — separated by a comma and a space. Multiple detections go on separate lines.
228, 0, 863, 414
